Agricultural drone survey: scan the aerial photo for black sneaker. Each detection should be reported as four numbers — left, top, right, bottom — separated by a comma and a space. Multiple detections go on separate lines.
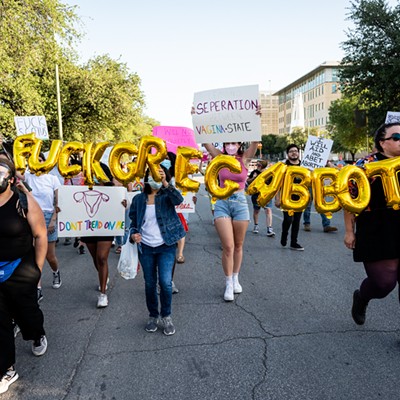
351, 290, 368, 325
78, 245, 85, 255
73, 238, 79, 248
280, 234, 287, 247
37, 288, 43, 303
290, 243, 304, 251
0, 366, 19, 394
64, 238, 72, 246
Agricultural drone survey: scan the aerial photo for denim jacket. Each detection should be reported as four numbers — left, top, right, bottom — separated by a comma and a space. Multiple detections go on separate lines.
129, 184, 186, 246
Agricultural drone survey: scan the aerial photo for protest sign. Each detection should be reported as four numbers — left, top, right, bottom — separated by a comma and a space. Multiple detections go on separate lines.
385, 111, 400, 124
14, 116, 49, 139
192, 85, 261, 144
175, 192, 196, 213
301, 135, 333, 170
153, 126, 197, 153
58, 186, 126, 237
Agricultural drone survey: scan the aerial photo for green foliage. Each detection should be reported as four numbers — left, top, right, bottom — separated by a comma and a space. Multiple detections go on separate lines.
261, 134, 288, 159
0, 1, 155, 143
327, 96, 369, 159
340, 0, 400, 129
287, 128, 308, 150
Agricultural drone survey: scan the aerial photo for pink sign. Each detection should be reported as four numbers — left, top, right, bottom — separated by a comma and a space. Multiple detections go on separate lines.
152, 126, 198, 154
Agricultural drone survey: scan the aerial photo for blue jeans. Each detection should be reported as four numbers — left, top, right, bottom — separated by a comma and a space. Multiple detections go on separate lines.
138, 243, 176, 318
303, 188, 330, 228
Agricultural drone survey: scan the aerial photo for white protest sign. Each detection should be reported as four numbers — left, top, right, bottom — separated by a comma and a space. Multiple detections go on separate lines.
192, 85, 261, 144
385, 111, 400, 124
58, 186, 126, 237
175, 192, 195, 214
14, 116, 49, 139
301, 135, 333, 171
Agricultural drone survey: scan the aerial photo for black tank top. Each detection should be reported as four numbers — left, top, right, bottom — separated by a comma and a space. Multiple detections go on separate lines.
0, 191, 33, 261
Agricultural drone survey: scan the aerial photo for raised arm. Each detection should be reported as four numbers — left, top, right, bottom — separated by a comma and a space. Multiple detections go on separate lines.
203, 143, 222, 159
243, 142, 259, 160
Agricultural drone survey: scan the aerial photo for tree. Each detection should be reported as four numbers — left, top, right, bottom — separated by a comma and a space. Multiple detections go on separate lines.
340, 0, 400, 130
287, 128, 308, 150
327, 97, 369, 160
59, 55, 145, 142
261, 134, 288, 160
0, 0, 79, 137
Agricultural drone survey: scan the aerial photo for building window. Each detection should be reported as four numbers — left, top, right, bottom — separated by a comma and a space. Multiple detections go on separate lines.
332, 84, 337, 93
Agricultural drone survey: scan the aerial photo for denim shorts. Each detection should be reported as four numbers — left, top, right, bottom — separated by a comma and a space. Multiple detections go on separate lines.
214, 192, 250, 221
251, 194, 272, 210
44, 211, 58, 243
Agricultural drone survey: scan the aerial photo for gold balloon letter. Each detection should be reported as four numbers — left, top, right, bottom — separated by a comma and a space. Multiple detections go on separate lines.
205, 155, 241, 201
175, 146, 202, 193
280, 166, 311, 212
13, 133, 38, 174
109, 142, 138, 186
365, 156, 400, 210
58, 142, 85, 179
312, 168, 341, 214
246, 162, 287, 208
336, 165, 370, 214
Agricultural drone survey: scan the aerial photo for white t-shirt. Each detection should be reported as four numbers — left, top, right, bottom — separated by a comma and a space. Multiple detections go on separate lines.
141, 204, 164, 247
25, 172, 62, 212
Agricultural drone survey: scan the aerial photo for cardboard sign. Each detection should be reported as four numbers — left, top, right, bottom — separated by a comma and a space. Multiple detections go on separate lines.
153, 126, 197, 153
58, 186, 126, 237
301, 135, 333, 170
192, 85, 261, 144
14, 116, 49, 139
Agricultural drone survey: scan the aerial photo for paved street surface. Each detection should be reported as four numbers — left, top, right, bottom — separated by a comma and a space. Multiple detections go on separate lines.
4, 184, 400, 400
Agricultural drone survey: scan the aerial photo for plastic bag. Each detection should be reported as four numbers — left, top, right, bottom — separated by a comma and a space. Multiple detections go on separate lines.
117, 241, 138, 280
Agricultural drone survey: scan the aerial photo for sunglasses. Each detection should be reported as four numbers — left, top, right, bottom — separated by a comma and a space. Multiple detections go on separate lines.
381, 133, 400, 142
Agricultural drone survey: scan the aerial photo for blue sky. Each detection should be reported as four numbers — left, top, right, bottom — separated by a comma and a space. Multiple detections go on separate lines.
65, 0, 398, 128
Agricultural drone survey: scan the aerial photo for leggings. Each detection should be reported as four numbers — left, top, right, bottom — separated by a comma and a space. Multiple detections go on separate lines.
0, 251, 45, 376
359, 259, 400, 301
282, 211, 302, 245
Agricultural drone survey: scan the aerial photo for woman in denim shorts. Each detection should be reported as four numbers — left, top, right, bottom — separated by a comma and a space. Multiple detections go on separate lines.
203, 141, 259, 301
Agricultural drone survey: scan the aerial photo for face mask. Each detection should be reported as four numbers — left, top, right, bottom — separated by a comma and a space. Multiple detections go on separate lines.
0, 173, 10, 194
225, 144, 240, 155
148, 176, 162, 190
161, 159, 171, 170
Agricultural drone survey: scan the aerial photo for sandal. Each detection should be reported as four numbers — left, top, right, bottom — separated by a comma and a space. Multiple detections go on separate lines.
176, 255, 185, 264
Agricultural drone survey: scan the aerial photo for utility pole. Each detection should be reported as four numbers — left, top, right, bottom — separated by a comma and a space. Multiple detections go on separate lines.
55, 64, 63, 141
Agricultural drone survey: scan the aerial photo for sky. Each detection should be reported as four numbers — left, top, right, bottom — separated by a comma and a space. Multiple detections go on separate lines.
65, 0, 398, 129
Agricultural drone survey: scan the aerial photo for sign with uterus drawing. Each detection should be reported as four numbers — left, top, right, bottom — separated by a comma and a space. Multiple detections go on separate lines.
57, 186, 126, 237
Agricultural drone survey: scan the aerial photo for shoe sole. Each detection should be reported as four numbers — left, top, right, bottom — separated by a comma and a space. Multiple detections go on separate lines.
266, 233, 275, 237
32, 338, 47, 356
145, 327, 158, 333
290, 247, 304, 251
0, 373, 19, 394
52, 282, 62, 289
163, 329, 175, 335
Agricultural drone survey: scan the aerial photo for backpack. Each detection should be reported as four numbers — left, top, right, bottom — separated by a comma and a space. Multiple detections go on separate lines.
16, 188, 28, 218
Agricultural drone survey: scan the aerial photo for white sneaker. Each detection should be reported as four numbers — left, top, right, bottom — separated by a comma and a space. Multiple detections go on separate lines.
224, 282, 234, 301
0, 366, 19, 394
32, 335, 47, 356
97, 293, 108, 308
171, 281, 179, 294
252, 224, 259, 234
233, 278, 243, 294
98, 277, 109, 292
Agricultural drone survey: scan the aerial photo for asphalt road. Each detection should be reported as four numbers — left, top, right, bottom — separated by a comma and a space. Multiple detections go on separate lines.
5, 185, 400, 400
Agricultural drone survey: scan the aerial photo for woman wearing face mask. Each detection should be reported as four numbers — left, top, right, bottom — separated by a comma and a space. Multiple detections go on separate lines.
0, 159, 48, 394
203, 141, 259, 301
129, 165, 185, 335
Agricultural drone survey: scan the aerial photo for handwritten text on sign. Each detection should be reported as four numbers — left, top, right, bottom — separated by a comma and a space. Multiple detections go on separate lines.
153, 126, 197, 154
14, 116, 49, 140
192, 85, 261, 144
301, 135, 333, 170
58, 186, 126, 237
